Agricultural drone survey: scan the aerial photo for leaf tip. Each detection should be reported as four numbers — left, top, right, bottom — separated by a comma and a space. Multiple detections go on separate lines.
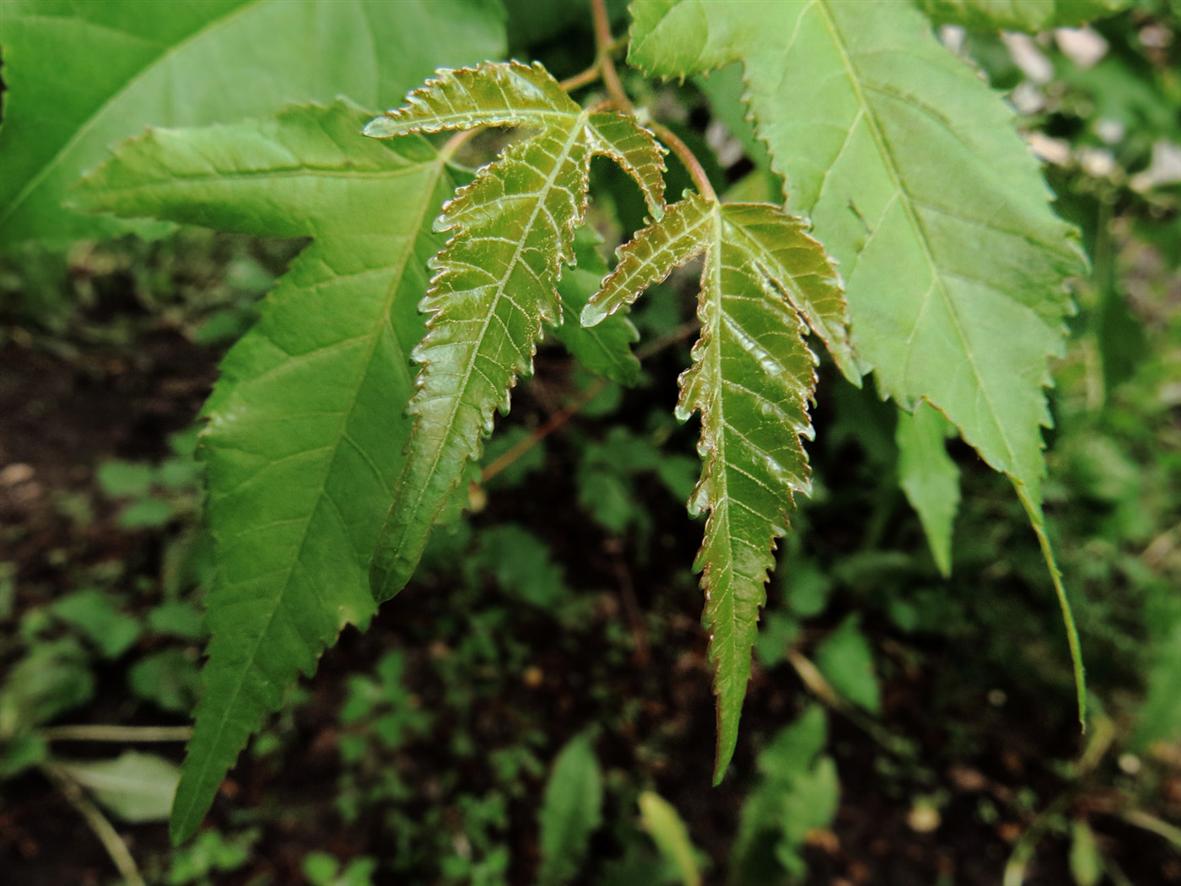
712, 701, 741, 786
362, 115, 400, 139
579, 300, 610, 328
168, 791, 202, 847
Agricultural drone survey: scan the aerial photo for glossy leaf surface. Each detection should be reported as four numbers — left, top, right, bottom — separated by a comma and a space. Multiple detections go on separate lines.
584, 193, 852, 780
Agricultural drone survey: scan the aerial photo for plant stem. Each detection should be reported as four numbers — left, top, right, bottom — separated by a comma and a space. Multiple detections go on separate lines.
559, 60, 603, 92
587, 0, 717, 200
42, 724, 193, 743
43, 764, 147, 886
649, 121, 717, 201
480, 321, 698, 484
591, 0, 634, 113
481, 379, 606, 482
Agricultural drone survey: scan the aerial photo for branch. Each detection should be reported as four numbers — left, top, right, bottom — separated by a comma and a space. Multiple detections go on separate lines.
648, 121, 717, 201
44, 764, 146, 886
480, 321, 698, 484
42, 724, 193, 743
591, 0, 634, 113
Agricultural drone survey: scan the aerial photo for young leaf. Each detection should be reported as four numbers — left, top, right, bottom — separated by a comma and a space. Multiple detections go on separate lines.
0, 0, 504, 247
583, 193, 853, 781
638, 791, 703, 886
55, 752, 180, 824
896, 402, 960, 577
918, 0, 1130, 31
74, 101, 458, 843
365, 61, 665, 601
537, 734, 603, 886
814, 615, 880, 714
628, 0, 1087, 714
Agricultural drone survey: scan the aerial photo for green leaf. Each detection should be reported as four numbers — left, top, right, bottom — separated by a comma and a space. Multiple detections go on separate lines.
74, 101, 458, 844
1069, 820, 1103, 886
472, 524, 570, 611
583, 194, 852, 782
366, 61, 665, 601
0, 0, 505, 247
57, 751, 180, 824
638, 791, 703, 886
129, 649, 202, 714
96, 460, 155, 497
895, 402, 960, 577
147, 601, 207, 641
628, 0, 1087, 722
1132, 590, 1181, 749
814, 615, 880, 714
732, 706, 839, 882
0, 733, 48, 779
917, 0, 1131, 31
0, 640, 94, 737
52, 589, 142, 659
118, 497, 175, 529
537, 734, 603, 886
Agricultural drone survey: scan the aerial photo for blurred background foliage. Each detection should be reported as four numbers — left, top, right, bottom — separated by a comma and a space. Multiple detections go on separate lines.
1, 0, 1180, 883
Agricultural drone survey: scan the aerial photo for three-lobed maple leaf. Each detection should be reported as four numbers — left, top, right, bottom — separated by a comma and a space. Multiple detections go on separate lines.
582, 191, 857, 779
364, 61, 666, 602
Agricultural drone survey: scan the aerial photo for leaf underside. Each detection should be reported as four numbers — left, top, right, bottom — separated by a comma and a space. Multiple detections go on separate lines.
628, 0, 1087, 718
584, 193, 852, 780
365, 61, 665, 601
896, 402, 960, 578
74, 102, 456, 843
0, 0, 504, 247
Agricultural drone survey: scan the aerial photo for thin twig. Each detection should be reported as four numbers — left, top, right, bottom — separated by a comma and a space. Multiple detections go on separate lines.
482, 379, 606, 482
591, 0, 634, 113
559, 60, 603, 93
786, 648, 913, 757
42, 724, 193, 743
1119, 808, 1181, 849
44, 764, 147, 886
480, 322, 698, 484
648, 121, 717, 201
